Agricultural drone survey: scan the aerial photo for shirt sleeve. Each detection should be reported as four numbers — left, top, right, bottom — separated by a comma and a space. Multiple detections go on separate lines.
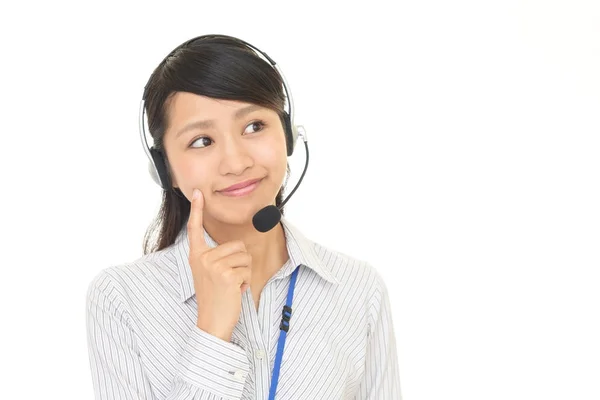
86, 273, 250, 400
354, 270, 403, 399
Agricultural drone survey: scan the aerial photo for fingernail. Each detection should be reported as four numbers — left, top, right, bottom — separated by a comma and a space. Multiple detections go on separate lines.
193, 189, 199, 200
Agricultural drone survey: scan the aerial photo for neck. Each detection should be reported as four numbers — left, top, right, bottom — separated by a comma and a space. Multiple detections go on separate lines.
202, 216, 289, 280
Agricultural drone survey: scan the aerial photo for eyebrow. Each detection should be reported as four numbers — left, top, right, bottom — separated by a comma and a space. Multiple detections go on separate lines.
174, 104, 264, 139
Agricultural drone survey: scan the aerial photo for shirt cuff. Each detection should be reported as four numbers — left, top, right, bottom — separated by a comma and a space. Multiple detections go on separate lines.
176, 325, 250, 399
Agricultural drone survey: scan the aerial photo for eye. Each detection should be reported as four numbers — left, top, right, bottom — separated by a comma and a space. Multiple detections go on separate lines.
244, 120, 266, 135
189, 136, 213, 149
189, 120, 267, 149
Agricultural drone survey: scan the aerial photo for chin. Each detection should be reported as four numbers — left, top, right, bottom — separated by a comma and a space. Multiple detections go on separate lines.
211, 195, 272, 226
212, 206, 258, 226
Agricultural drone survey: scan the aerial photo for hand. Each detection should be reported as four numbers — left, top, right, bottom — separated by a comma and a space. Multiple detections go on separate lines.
188, 188, 252, 342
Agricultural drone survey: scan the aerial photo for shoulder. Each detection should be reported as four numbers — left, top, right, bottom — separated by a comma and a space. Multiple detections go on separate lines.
85, 247, 177, 309
311, 240, 387, 293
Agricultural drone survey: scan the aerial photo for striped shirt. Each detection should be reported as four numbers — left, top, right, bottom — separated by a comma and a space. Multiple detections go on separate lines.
86, 217, 402, 399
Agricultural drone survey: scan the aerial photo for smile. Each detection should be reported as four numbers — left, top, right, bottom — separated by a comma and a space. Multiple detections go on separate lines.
218, 178, 262, 197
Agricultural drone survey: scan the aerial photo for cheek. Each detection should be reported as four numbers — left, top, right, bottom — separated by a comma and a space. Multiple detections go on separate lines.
256, 138, 287, 179
170, 155, 210, 194
258, 133, 287, 164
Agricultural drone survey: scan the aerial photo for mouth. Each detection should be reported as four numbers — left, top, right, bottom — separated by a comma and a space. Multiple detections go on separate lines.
217, 178, 263, 197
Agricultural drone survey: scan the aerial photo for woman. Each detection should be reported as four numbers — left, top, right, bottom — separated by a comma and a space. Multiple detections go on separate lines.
86, 34, 401, 399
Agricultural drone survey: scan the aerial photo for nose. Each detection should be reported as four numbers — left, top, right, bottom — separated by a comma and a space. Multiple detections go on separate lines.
217, 134, 254, 176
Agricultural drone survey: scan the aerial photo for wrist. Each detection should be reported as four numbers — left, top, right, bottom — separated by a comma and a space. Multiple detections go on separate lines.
196, 319, 232, 342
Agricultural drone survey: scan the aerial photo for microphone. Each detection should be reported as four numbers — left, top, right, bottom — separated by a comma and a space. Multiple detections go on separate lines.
252, 139, 309, 233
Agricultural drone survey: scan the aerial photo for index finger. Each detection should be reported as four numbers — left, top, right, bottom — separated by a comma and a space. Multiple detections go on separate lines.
187, 188, 209, 254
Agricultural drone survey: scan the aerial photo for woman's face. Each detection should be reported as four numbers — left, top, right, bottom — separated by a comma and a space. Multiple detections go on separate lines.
162, 92, 288, 226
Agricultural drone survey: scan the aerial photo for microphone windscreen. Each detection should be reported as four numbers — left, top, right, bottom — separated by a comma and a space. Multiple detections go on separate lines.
252, 205, 282, 233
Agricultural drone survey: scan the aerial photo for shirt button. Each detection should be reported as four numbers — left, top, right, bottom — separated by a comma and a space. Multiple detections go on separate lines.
233, 370, 247, 382
256, 349, 266, 360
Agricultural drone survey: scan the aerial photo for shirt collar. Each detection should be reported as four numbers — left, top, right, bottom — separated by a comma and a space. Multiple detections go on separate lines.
170, 216, 340, 303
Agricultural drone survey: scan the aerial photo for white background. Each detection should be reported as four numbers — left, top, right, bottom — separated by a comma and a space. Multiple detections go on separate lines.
1, 0, 599, 399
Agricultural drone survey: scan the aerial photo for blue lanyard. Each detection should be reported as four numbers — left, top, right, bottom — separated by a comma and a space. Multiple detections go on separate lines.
268, 264, 300, 400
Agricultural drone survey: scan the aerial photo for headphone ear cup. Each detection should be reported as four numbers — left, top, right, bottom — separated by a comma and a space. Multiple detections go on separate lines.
149, 147, 171, 189
148, 159, 161, 186
282, 111, 297, 157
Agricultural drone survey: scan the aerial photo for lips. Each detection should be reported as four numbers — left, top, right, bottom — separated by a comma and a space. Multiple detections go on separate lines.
219, 178, 263, 192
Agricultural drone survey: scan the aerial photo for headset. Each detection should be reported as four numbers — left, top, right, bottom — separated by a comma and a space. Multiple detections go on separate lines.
138, 34, 307, 191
